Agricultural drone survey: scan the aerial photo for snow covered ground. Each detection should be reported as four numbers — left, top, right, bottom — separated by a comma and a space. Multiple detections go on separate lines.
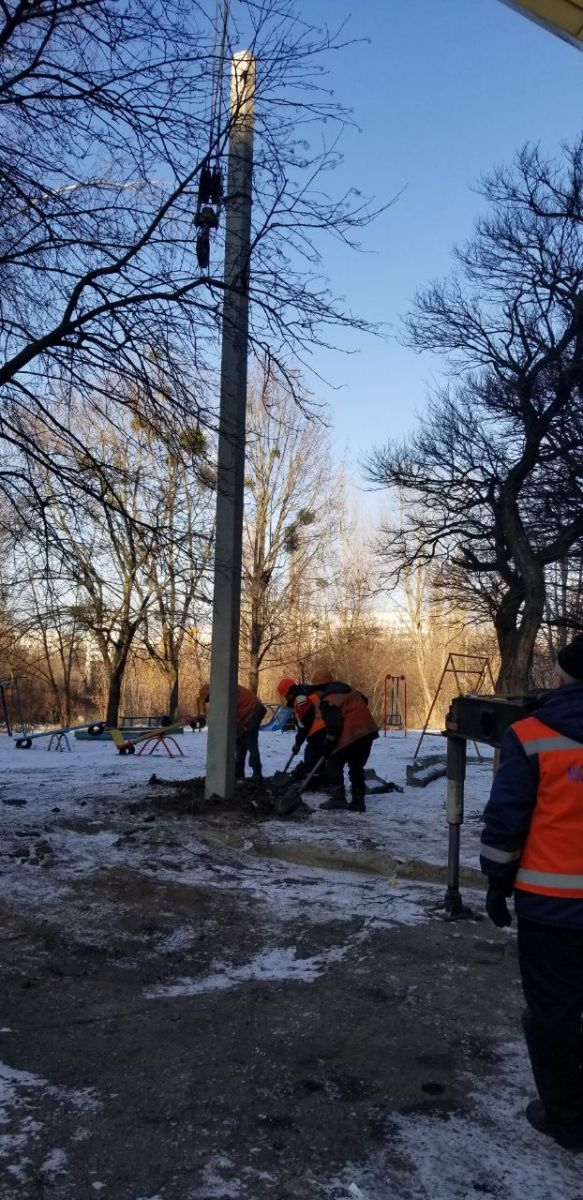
0, 725, 492, 868
0, 727, 581, 1199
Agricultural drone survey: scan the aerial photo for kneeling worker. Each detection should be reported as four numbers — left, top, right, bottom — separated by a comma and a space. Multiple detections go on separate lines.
199, 682, 266, 783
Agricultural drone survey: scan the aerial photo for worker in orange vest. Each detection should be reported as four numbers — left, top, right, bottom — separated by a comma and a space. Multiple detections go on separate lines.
277, 672, 332, 784
480, 633, 583, 1152
315, 681, 378, 812
278, 676, 377, 812
199, 683, 266, 783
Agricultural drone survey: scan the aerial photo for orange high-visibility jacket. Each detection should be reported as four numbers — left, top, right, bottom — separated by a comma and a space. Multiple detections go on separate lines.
318, 688, 377, 754
236, 686, 263, 731
513, 715, 583, 898
293, 691, 326, 737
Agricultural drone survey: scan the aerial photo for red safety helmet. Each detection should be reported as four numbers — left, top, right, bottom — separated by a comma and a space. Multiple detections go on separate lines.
277, 677, 296, 700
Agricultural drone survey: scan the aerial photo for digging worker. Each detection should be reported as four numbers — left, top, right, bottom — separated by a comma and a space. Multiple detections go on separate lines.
277, 676, 378, 812
199, 683, 266, 784
277, 671, 333, 786
480, 633, 583, 1153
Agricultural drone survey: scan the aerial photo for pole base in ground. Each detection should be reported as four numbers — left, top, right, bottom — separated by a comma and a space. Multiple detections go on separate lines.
429, 887, 480, 921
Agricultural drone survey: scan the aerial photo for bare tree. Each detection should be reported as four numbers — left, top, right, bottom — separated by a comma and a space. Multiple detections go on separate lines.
314, 508, 383, 702
368, 140, 583, 692
240, 366, 332, 691
12, 580, 88, 726
0, 0, 383, 519
140, 439, 215, 718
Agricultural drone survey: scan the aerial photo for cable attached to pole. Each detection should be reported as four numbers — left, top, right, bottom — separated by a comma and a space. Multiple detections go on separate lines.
195, 0, 229, 269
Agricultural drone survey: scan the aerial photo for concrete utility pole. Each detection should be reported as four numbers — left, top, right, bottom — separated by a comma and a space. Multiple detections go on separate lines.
205, 51, 255, 800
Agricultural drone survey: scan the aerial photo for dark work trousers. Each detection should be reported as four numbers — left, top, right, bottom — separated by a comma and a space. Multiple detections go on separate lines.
304, 729, 328, 776
291, 731, 328, 781
326, 734, 375, 800
518, 917, 583, 1140
235, 705, 266, 781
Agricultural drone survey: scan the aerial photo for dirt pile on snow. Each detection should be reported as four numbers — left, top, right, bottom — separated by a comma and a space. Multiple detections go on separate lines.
141, 773, 311, 822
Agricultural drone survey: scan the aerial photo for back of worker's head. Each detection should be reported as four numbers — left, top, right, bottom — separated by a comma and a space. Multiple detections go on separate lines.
555, 635, 583, 686
312, 669, 333, 686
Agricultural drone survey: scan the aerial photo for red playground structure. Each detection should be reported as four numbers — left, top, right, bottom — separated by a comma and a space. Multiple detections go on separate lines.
383, 674, 407, 736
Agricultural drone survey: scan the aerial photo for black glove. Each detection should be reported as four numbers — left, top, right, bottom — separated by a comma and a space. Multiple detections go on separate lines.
486, 885, 513, 928
292, 738, 302, 755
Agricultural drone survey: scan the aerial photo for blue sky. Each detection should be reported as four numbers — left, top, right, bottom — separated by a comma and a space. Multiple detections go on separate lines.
298, 0, 583, 465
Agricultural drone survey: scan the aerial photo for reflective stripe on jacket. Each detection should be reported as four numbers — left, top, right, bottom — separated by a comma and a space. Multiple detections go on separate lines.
512, 715, 583, 898
294, 691, 326, 738
236, 686, 263, 731
319, 688, 377, 754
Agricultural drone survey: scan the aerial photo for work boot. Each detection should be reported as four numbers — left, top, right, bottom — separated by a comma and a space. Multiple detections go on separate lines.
291, 762, 307, 782
526, 1100, 552, 1140
320, 788, 346, 811
526, 1100, 583, 1152
252, 772, 264, 785
347, 790, 366, 813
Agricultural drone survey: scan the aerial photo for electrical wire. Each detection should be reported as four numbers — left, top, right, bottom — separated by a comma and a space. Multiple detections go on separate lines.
208, 0, 230, 160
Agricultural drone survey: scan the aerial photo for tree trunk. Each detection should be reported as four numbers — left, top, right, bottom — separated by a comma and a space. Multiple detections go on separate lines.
495, 570, 546, 692
167, 666, 179, 721
104, 641, 134, 726
245, 474, 270, 696
105, 669, 124, 727
247, 625, 262, 694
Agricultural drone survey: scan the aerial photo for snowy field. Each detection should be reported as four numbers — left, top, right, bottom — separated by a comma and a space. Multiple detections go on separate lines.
0, 725, 493, 868
0, 727, 582, 1199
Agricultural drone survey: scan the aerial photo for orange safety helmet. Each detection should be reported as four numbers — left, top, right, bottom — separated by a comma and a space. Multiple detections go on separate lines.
277, 677, 296, 700
312, 669, 333, 685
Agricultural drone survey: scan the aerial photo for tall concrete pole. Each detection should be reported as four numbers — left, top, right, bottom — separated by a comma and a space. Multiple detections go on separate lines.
205, 51, 255, 800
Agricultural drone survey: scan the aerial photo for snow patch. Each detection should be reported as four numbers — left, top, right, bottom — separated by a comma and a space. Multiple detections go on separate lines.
40, 1146, 68, 1174
0, 1059, 100, 1186
197, 1154, 243, 1198
146, 943, 349, 999
319, 1041, 583, 1200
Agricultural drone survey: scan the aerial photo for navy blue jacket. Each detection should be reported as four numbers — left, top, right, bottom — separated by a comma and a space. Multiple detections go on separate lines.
480, 682, 583, 927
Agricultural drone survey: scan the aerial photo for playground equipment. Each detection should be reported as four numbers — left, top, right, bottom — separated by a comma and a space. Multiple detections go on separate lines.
260, 704, 295, 733
74, 715, 188, 741
16, 720, 107, 750
413, 653, 496, 761
0, 676, 27, 738
383, 674, 407, 736
110, 720, 187, 758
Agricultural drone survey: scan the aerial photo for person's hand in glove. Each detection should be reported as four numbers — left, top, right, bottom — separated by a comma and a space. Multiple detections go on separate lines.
486, 884, 513, 928
292, 737, 302, 755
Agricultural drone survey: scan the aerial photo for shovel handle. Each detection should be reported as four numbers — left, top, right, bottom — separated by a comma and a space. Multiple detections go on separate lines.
294, 755, 326, 797
282, 745, 299, 775
276, 754, 326, 817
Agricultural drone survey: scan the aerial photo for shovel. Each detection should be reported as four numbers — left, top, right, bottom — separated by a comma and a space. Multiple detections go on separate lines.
270, 748, 298, 788
276, 755, 326, 817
